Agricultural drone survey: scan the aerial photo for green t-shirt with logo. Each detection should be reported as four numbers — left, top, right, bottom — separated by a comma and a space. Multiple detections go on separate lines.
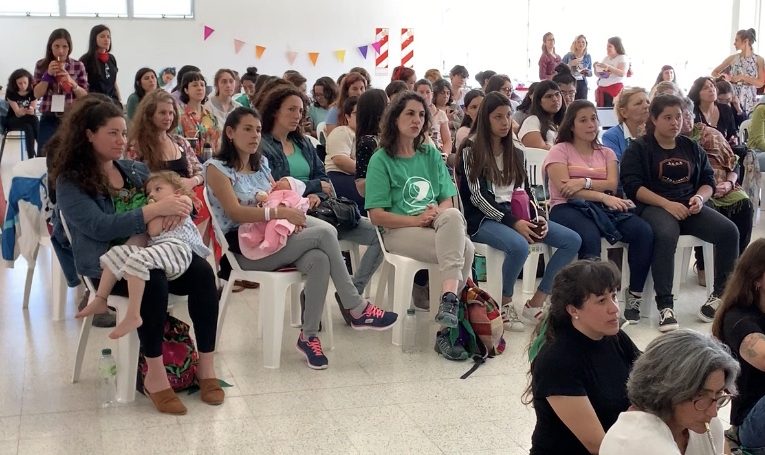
364, 143, 456, 215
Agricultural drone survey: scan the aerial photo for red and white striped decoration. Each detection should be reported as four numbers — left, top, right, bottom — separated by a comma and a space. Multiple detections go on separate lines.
375, 27, 389, 74
400, 28, 414, 68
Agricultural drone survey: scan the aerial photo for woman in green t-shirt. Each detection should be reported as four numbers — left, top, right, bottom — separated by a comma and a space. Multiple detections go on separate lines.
365, 91, 475, 354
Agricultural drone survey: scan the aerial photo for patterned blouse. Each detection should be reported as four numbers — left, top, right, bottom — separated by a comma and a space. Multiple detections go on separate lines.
177, 103, 222, 157
32, 57, 89, 114
730, 53, 760, 115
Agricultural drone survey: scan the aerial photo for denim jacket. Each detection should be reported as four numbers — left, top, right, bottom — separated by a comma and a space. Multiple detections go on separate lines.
53, 160, 149, 278
260, 132, 329, 197
567, 199, 634, 244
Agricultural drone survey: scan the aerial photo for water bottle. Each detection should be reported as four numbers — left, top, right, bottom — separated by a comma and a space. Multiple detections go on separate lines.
98, 348, 117, 407
202, 142, 213, 162
402, 309, 417, 353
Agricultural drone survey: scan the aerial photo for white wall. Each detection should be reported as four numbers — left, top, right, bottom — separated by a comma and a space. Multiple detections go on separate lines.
0, 0, 756, 98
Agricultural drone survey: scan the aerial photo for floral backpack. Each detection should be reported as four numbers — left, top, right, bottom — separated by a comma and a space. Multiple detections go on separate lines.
137, 315, 199, 392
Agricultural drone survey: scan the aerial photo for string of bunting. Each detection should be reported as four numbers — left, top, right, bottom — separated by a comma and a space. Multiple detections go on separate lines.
201, 24, 385, 66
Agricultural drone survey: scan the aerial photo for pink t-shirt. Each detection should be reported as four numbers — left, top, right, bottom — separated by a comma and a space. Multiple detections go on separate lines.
543, 142, 618, 208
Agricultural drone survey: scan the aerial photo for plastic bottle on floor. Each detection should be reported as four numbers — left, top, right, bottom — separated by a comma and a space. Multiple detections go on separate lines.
98, 348, 117, 407
402, 309, 417, 353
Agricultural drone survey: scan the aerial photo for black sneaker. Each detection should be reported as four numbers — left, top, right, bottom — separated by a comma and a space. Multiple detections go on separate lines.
698, 294, 721, 323
435, 292, 459, 328
658, 308, 679, 332
434, 330, 469, 361
334, 292, 353, 326
623, 289, 641, 324
295, 332, 328, 370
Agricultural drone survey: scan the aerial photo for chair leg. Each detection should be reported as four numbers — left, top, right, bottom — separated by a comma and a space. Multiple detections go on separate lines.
51, 255, 67, 321
374, 262, 390, 308
215, 277, 237, 347
0, 133, 7, 165
391, 266, 415, 346
261, 281, 289, 369
672, 248, 685, 298
620, 246, 630, 294
322, 296, 334, 351
22, 244, 41, 310
71, 315, 93, 383
703, 243, 714, 296
427, 266, 441, 319
484, 250, 504, 301
522, 252, 540, 295
115, 303, 139, 403
289, 282, 302, 328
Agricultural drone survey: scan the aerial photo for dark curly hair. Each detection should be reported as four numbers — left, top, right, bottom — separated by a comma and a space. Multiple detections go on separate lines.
378, 91, 431, 157
259, 85, 305, 134
49, 94, 126, 197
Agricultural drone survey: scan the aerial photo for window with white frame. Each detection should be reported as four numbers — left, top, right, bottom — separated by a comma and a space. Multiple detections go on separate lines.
65, 0, 128, 17
0, 0, 192, 17
0, 0, 59, 16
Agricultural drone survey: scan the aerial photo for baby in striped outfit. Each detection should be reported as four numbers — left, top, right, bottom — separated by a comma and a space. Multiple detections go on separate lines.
76, 171, 210, 339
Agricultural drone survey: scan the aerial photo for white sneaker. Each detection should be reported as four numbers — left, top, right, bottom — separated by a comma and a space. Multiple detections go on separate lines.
501, 303, 525, 332
521, 301, 545, 326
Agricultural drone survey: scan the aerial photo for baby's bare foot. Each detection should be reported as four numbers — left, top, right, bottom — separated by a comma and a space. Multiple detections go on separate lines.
75, 295, 109, 319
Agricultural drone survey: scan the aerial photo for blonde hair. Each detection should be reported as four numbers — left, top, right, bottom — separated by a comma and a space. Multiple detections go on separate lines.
144, 171, 195, 200
615, 87, 648, 123
569, 35, 588, 54
424, 68, 442, 83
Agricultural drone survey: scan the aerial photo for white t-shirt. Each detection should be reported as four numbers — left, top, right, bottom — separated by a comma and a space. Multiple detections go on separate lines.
600, 411, 724, 455
324, 125, 356, 174
492, 154, 514, 203
519, 115, 557, 147
598, 54, 629, 87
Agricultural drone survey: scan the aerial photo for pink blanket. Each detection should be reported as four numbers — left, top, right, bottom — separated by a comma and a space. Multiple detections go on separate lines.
238, 180, 309, 260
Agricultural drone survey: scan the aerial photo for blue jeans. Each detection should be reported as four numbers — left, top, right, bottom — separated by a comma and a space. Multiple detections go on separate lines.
740, 395, 765, 451
38, 114, 61, 155
550, 203, 654, 293
471, 220, 580, 297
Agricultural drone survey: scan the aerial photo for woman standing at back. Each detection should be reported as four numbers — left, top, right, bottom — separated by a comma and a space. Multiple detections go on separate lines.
713, 28, 765, 116
562, 35, 592, 100
539, 32, 562, 81
79, 24, 120, 106
594, 37, 629, 107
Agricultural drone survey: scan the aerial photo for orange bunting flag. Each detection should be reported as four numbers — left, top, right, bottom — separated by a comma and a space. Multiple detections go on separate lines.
286, 51, 298, 65
234, 39, 245, 54
334, 50, 346, 63
308, 52, 319, 66
255, 45, 266, 59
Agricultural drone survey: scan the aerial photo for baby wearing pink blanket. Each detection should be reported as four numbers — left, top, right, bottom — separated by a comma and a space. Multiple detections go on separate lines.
238, 177, 310, 260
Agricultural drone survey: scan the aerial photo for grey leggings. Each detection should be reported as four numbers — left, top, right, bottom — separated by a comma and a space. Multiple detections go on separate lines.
233, 217, 364, 337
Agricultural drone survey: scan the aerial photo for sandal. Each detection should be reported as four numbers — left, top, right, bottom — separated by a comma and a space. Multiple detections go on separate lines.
198, 378, 225, 405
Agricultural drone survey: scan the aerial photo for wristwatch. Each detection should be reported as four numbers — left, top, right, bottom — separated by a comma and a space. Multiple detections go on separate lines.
584, 177, 592, 190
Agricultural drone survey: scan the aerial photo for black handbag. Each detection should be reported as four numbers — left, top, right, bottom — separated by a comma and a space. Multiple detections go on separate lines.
307, 194, 361, 231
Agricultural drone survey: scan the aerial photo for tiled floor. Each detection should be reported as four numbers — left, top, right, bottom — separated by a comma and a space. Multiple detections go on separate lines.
1, 140, 758, 454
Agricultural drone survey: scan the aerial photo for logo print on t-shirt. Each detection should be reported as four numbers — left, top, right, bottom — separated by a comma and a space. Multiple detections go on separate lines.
658, 158, 691, 184
402, 176, 434, 213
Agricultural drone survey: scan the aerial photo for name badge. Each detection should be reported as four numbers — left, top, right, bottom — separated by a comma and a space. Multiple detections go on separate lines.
51, 94, 66, 113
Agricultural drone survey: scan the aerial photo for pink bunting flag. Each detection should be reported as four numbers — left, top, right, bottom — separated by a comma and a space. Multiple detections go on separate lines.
234, 39, 245, 54
357, 45, 368, 59
203, 25, 214, 40
286, 51, 298, 65
371, 40, 383, 54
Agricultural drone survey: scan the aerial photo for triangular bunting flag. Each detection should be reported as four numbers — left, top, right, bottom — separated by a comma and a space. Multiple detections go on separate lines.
203, 25, 214, 41
286, 51, 298, 65
334, 50, 346, 63
371, 40, 382, 54
255, 45, 266, 59
234, 39, 245, 54
308, 52, 319, 66
357, 45, 368, 59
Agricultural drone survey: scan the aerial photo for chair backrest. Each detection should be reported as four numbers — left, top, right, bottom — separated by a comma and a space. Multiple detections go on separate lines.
740, 119, 752, 145
316, 122, 327, 145
522, 146, 547, 187
202, 186, 241, 273
597, 107, 619, 129
373, 226, 395, 264
306, 135, 320, 148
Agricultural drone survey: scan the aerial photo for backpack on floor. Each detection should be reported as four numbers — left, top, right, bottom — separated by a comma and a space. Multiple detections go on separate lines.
137, 314, 199, 393
462, 278, 506, 357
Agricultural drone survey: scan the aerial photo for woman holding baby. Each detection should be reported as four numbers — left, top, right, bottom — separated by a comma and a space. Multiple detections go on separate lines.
205, 106, 398, 370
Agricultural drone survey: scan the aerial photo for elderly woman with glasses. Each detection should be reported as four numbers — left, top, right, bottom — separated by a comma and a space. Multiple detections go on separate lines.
601, 329, 739, 454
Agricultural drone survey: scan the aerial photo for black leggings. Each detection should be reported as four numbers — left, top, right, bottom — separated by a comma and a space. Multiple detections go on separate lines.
695, 199, 753, 270
575, 79, 588, 100
4, 115, 39, 158
93, 254, 219, 357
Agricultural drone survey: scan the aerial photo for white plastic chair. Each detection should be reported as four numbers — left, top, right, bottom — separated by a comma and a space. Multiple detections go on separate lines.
316, 121, 328, 145
204, 187, 334, 367
601, 239, 630, 293
472, 242, 504, 302
8, 158, 68, 320
597, 107, 619, 129
374, 228, 441, 346
61, 212, 188, 403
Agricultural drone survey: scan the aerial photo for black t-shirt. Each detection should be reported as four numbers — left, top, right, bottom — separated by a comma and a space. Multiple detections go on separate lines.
355, 134, 379, 180
530, 325, 640, 455
83, 54, 119, 102
721, 306, 765, 425
5, 91, 36, 119
695, 102, 738, 142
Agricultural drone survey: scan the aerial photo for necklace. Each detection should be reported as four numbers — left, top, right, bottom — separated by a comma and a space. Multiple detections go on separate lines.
575, 146, 596, 169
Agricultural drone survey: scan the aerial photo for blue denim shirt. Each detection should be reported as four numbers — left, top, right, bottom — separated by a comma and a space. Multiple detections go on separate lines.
260, 132, 329, 197
53, 160, 149, 278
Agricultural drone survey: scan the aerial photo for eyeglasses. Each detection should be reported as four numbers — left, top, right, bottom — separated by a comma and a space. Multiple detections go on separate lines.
561, 90, 576, 97
692, 393, 733, 411
312, 91, 325, 99
500, 87, 513, 94
542, 92, 562, 100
